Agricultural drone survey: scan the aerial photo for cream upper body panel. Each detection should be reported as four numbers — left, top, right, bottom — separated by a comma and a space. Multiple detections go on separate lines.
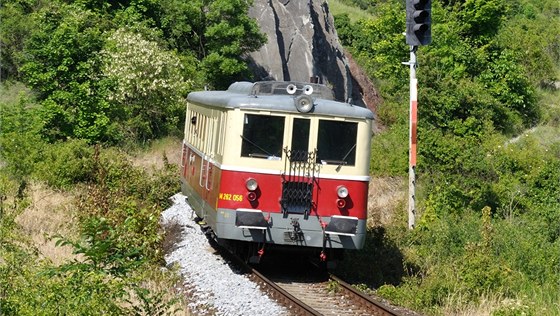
185, 81, 374, 180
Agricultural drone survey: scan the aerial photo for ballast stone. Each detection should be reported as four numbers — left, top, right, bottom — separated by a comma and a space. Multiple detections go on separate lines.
162, 193, 288, 316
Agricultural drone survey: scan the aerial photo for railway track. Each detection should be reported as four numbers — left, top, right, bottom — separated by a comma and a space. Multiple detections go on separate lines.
165, 195, 413, 315
222, 250, 404, 316
252, 270, 402, 316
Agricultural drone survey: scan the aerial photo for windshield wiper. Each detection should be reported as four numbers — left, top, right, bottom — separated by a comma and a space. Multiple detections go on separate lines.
240, 134, 277, 158
335, 143, 357, 172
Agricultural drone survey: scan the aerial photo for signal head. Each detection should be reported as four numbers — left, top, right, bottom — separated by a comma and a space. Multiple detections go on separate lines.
406, 0, 432, 46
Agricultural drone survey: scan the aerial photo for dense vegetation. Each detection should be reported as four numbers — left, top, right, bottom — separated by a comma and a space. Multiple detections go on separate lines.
1, 0, 558, 315
1, 0, 265, 144
1, 0, 264, 314
333, 0, 560, 314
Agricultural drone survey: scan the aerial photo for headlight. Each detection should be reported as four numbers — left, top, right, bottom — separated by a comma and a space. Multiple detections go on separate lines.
246, 178, 258, 191
336, 185, 349, 198
294, 95, 313, 113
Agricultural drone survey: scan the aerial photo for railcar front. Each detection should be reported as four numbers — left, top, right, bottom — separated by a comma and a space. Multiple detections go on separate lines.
181, 81, 374, 262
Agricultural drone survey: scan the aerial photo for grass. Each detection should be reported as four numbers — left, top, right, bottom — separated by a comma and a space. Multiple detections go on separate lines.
328, 0, 373, 23
128, 138, 192, 315
130, 136, 183, 172
0, 81, 32, 104
440, 287, 560, 316
367, 176, 407, 227
441, 293, 526, 316
540, 87, 560, 127
124, 267, 192, 316
3, 136, 191, 315
15, 182, 80, 265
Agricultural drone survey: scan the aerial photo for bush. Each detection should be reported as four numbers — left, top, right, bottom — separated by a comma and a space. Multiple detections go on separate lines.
1, 260, 128, 315
73, 147, 179, 266
0, 143, 183, 315
370, 123, 408, 176
0, 87, 43, 181
33, 139, 96, 189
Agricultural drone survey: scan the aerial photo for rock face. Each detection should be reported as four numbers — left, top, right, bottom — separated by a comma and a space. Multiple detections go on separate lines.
247, 0, 356, 104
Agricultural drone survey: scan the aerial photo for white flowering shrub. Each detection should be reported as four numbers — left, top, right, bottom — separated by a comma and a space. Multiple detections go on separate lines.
102, 28, 192, 140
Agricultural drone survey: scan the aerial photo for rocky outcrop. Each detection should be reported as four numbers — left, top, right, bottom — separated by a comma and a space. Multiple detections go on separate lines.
345, 50, 381, 117
248, 0, 377, 111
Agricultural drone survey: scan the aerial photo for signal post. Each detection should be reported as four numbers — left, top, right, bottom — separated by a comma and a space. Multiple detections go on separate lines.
405, 0, 431, 229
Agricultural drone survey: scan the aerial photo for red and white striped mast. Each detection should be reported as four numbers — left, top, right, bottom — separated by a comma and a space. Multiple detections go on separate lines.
408, 46, 418, 229
405, 0, 431, 229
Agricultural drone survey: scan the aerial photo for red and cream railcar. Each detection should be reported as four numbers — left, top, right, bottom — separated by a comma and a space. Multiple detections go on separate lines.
180, 81, 374, 262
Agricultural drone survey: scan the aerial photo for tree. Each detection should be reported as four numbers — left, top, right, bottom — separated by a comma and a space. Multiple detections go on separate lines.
0, 0, 44, 80
459, 0, 507, 42
19, 3, 116, 142
156, 0, 266, 89
101, 28, 191, 141
201, 0, 267, 88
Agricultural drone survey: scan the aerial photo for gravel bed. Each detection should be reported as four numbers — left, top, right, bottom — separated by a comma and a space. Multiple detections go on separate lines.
161, 193, 288, 316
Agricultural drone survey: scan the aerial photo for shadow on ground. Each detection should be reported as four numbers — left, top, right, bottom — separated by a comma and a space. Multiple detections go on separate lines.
335, 226, 414, 288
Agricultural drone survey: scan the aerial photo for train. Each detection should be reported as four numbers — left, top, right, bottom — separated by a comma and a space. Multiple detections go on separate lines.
180, 80, 374, 264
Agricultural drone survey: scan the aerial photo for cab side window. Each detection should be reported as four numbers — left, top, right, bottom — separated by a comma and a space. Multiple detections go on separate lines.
241, 114, 285, 159
291, 118, 310, 151
317, 120, 358, 166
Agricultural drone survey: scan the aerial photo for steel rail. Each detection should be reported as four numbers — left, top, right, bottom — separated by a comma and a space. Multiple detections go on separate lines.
248, 268, 322, 316
218, 245, 321, 315
329, 273, 402, 316
215, 240, 405, 315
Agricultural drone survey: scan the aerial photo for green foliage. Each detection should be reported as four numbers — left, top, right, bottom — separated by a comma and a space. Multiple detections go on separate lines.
420, 33, 539, 137
18, 2, 117, 142
1, 0, 558, 314
0, 0, 42, 80
1, 248, 182, 315
459, 0, 507, 42
0, 174, 27, 253
334, 0, 372, 11
348, 3, 408, 94
0, 86, 43, 181
369, 123, 408, 176
373, 208, 560, 314
71, 147, 179, 266
102, 28, 191, 141
2, 0, 265, 144
344, 0, 542, 145
325, 279, 340, 293
478, 50, 539, 128
56, 215, 145, 276
128, 286, 181, 316
1, 258, 129, 315
330, 1, 373, 23
496, 4, 560, 86
0, 172, 126, 315
144, 0, 266, 89
33, 139, 96, 189
201, 0, 267, 88
157, 0, 205, 54
333, 14, 354, 45
0, 142, 182, 315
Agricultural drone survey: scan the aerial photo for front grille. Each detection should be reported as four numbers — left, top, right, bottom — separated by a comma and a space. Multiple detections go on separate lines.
280, 148, 318, 218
